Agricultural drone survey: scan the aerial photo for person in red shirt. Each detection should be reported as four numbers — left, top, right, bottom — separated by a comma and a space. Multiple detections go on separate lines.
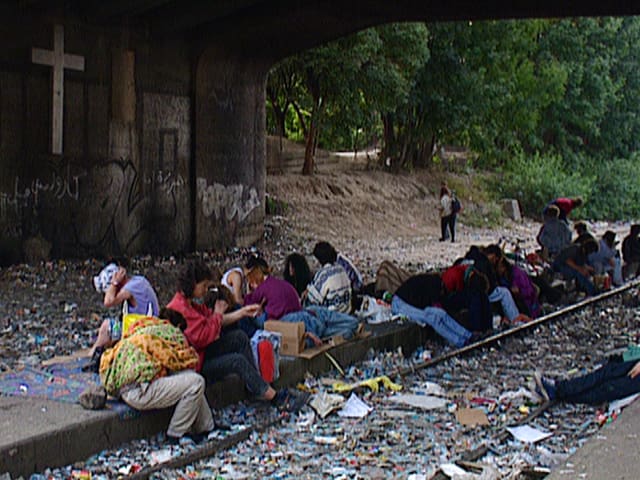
167, 260, 305, 411
544, 197, 583, 223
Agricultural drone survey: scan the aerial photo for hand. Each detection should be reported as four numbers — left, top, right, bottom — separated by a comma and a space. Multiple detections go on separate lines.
241, 304, 262, 318
112, 267, 127, 286
628, 361, 640, 379
304, 331, 323, 347
213, 299, 229, 314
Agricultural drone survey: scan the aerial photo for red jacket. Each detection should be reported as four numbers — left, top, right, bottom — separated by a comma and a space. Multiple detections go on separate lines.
166, 291, 222, 372
441, 264, 469, 293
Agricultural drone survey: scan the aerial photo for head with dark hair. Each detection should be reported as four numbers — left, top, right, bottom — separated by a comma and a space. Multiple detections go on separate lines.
574, 221, 588, 235
283, 253, 312, 296
177, 259, 215, 299
482, 244, 503, 266
159, 307, 187, 331
581, 238, 599, 256
204, 284, 234, 310
440, 185, 451, 198
544, 205, 560, 219
313, 241, 338, 265
244, 256, 271, 291
572, 196, 584, 207
496, 256, 514, 282
631, 224, 640, 237
245, 255, 270, 273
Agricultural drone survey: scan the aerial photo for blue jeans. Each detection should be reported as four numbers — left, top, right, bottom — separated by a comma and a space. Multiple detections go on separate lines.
553, 261, 597, 296
489, 286, 520, 321
391, 295, 471, 348
556, 360, 640, 405
280, 306, 360, 347
202, 329, 269, 396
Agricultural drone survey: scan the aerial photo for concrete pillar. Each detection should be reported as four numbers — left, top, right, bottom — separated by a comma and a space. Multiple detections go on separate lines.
195, 48, 267, 250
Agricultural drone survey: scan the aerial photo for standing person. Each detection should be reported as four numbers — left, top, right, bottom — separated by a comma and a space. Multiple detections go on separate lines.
283, 253, 313, 298
552, 239, 599, 296
99, 312, 214, 445
87, 262, 160, 371
166, 260, 304, 411
439, 184, 456, 242
544, 196, 583, 223
306, 241, 352, 313
622, 224, 640, 280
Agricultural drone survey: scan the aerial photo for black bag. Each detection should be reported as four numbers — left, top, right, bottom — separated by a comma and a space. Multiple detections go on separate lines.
452, 195, 462, 214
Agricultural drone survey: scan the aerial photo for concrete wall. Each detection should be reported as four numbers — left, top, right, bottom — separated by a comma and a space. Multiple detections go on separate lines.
0, 17, 196, 262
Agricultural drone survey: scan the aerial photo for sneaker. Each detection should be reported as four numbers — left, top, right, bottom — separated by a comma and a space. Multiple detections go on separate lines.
271, 388, 310, 413
533, 371, 556, 402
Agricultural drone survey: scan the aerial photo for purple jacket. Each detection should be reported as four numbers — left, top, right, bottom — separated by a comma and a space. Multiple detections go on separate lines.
511, 266, 541, 318
244, 276, 302, 320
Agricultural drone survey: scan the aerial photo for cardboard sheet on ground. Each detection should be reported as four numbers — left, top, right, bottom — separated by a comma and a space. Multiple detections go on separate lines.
309, 391, 345, 418
456, 407, 489, 426
338, 393, 372, 418
389, 393, 446, 410
506, 425, 552, 443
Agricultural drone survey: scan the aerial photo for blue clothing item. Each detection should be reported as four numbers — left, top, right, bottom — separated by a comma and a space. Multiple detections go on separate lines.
124, 276, 159, 316
588, 239, 623, 286
391, 295, 471, 348
555, 360, 640, 405
305, 263, 352, 313
537, 219, 572, 257
553, 260, 597, 296
337, 253, 364, 292
280, 306, 360, 347
488, 286, 520, 321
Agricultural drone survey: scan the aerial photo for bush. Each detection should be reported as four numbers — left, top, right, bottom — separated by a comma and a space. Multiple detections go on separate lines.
490, 152, 593, 219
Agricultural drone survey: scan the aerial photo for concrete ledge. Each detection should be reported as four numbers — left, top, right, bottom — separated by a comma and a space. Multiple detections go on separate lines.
0, 321, 428, 478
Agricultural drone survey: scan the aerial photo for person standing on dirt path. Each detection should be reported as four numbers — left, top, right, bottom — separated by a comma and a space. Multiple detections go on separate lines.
439, 183, 456, 242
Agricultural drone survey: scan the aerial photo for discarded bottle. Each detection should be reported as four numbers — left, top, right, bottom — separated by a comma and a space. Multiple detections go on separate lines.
382, 291, 393, 303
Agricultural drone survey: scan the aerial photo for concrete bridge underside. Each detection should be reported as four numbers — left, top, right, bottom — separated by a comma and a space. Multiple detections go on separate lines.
0, 1, 638, 259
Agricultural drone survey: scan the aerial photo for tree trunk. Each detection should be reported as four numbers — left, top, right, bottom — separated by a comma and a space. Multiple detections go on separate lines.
302, 116, 317, 175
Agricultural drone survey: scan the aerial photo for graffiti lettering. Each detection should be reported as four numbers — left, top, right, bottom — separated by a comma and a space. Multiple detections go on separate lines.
144, 170, 186, 196
196, 178, 260, 222
0, 164, 85, 219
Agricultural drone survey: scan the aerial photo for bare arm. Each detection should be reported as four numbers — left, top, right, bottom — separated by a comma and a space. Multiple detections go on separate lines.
103, 267, 134, 308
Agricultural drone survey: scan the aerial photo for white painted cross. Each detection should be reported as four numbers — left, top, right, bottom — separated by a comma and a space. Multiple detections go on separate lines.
31, 25, 85, 155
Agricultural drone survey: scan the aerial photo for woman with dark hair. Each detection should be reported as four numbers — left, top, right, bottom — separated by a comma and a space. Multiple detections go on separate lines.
496, 256, 541, 318
167, 260, 302, 411
283, 253, 312, 297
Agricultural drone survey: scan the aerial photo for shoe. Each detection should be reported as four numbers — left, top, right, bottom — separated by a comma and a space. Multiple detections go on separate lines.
533, 371, 556, 402
271, 388, 310, 413
81, 347, 104, 373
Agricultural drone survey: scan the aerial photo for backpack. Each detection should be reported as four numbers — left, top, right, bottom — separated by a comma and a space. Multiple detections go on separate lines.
452, 195, 462, 214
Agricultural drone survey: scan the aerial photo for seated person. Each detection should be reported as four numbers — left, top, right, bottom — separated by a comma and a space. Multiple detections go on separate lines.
244, 256, 302, 322
588, 230, 623, 287
283, 253, 313, 298
441, 263, 493, 333
573, 221, 596, 245
392, 272, 473, 348
552, 239, 599, 296
622, 224, 640, 280
496, 256, 541, 318
536, 205, 572, 260
336, 250, 364, 293
99, 309, 213, 444
305, 241, 352, 313
533, 359, 640, 405
167, 260, 303, 411
220, 266, 246, 306
466, 245, 531, 325
88, 261, 160, 370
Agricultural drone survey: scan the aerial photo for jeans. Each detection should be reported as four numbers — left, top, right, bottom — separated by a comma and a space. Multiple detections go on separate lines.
489, 286, 520, 321
553, 261, 597, 296
440, 214, 456, 242
201, 329, 269, 397
391, 295, 471, 348
556, 360, 640, 405
280, 306, 360, 347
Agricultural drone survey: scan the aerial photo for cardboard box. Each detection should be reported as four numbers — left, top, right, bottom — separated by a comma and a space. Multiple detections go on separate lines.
265, 320, 305, 356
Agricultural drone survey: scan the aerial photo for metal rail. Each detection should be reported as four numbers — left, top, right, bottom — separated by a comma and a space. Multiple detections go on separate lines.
127, 280, 640, 479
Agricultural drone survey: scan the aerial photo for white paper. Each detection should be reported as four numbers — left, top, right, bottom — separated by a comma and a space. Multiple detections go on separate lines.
309, 391, 345, 418
416, 381, 445, 396
389, 393, 447, 410
507, 425, 553, 443
338, 393, 373, 418
608, 393, 640, 414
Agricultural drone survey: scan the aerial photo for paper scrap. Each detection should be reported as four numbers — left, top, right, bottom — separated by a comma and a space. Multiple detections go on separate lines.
506, 425, 553, 443
338, 393, 373, 418
456, 407, 489, 426
389, 393, 446, 410
309, 391, 345, 418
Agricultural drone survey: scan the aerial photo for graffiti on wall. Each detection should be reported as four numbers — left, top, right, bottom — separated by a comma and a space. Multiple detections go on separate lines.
196, 177, 260, 222
0, 164, 86, 221
144, 169, 186, 196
